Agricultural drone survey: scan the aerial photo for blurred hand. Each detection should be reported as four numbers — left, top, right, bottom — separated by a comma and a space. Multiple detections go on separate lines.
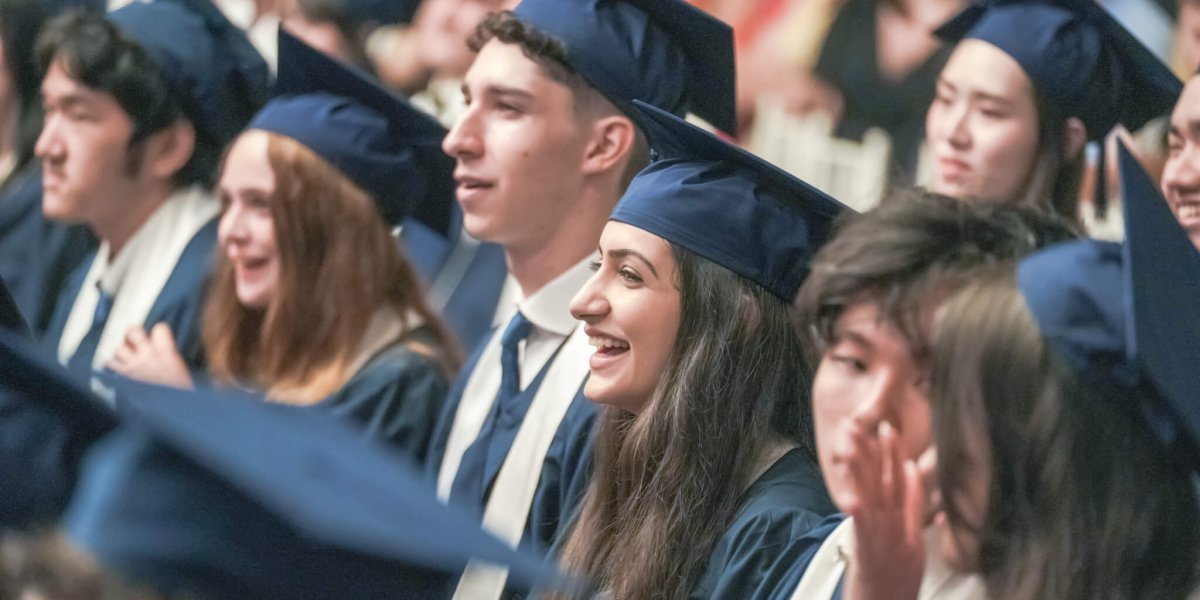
107, 323, 193, 389
837, 420, 925, 600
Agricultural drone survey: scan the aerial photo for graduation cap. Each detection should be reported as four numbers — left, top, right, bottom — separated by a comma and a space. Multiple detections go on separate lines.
935, 0, 1181, 140
109, 0, 270, 150
611, 101, 850, 302
64, 381, 573, 599
511, 0, 737, 136
248, 29, 455, 235
1017, 141, 1200, 470
0, 329, 117, 530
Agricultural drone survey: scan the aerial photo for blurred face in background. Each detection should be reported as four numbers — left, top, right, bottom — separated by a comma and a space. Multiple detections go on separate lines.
416, 0, 515, 78
925, 40, 1041, 204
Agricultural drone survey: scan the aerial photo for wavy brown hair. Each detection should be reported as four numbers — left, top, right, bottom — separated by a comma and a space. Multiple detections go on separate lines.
932, 268, 1200, 600
554, 244, 816, 600
202, 133, 459, 404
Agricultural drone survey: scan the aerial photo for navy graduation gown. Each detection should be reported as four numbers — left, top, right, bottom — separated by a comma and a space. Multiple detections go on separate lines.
318, 340, 450, 464
401, 215, 509, 354
0, 166, 97, 337
757, 515, 848, 600
425, 331, 598, 556
42, 218, 217, 372
690, 449, 837, 599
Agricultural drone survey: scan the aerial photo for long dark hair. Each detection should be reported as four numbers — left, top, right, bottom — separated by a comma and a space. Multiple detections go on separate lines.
1015, 92, 1084, 222
556, 244, 815, 600
932, 268, 1200, 600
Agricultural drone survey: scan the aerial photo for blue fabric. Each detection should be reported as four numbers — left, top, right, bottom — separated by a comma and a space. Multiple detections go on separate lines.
0, 166, 96, 337
251, 31, 454, 234
0, 329, 117, 531
450, 311, 539, 508
689, 449, 836, 599
65, 381, 567, 599
426, 330, 598, 556
63, 288, 112, 382
1017, 141, 1200, 471
613, 101, 847, 301
43, 218, 218, 376
512, 0, 736, 135
756, 514, 848, 600
317, 333, 450, 464
108, 0, 269, 150
935, 0, 1180, 140
402, 214, 510, 353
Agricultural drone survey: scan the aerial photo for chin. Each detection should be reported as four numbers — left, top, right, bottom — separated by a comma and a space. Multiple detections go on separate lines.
583, 380, 644, 414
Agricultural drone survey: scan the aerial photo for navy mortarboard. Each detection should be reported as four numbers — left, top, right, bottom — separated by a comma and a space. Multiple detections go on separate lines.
1017, 141, 1200, 470
612, 101, 849, 301
935, 0, 1181, 140
109, 0, 270, 150
338, 0, 423, 26
64, 382, 574, 600
249, 29, 455, 235
0, 330, 116, 530
511, 0, 737, 135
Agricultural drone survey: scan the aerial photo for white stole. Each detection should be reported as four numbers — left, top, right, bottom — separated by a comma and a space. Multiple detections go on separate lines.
58, 187, 218, 379
451, 324, 592, 600
790, 519, 988, 600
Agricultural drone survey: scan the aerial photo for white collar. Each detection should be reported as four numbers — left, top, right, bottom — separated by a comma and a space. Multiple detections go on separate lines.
514, 257, 593, 337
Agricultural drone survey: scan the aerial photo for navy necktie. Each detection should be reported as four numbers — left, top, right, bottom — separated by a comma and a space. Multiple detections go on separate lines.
66, 288, 114, 381
450, 310, 534, 505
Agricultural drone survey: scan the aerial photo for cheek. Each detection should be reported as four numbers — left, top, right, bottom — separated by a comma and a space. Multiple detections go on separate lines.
810, 365, 849, 457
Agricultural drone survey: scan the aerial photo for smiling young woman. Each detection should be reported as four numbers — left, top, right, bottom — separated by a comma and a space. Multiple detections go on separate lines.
555, 102, 845, 600
108, 33, 460, 462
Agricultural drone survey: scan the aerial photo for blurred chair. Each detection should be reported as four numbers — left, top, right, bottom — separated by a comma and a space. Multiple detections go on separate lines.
748, 94, 892, 212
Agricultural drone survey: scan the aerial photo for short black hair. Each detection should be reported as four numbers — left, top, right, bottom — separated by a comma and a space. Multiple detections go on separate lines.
35, 10, 219, 188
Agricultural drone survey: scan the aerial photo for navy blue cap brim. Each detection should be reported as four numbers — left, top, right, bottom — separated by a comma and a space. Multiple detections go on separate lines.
622, 0, 736, 135
1117, 140, 1200, 448
633, 100, 845, 219
113, 380, 572, 592
935, 0, 1180, 138
269, 29, 454, 236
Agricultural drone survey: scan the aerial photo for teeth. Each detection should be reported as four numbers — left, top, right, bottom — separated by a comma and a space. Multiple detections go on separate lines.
588, 336, 629, 350
1180, 203, 1200, 220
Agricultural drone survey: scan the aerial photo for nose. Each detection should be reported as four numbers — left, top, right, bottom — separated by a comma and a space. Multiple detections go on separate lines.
569, 269, 609, 324
851, 369, 906, 432
217, 202, 249, 248
35, 114, 63, 162
442, 103, 483, 160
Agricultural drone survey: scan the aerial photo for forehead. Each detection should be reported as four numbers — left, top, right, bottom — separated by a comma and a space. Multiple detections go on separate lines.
220, 131, 275, 189
940, 39, 1034, 102
464, 38, 572, 97
1171, 77, 1200, 127
832, 300, 924, 359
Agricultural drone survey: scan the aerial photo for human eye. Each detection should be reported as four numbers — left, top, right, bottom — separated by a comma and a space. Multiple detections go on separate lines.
618, 266, 644, 285
588, 259, 602, 272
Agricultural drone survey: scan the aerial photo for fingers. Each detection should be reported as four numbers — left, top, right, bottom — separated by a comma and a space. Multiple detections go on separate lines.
903, 458, 926, 549
149, 322, 177, 350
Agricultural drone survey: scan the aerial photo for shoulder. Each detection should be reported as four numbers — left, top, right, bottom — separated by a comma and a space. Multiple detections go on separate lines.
344, 343, 450, 393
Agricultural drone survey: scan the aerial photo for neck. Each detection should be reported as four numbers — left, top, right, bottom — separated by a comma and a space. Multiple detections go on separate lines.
505, 183, 617, 297
94, 181, 175, 257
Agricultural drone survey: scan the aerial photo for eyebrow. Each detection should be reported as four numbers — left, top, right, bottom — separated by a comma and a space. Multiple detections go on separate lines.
1169, 120, 1200, 140
606, 248, 661, 279
830, 327, 873, 351
481, 83, 535, 102
43, 91, 93, 110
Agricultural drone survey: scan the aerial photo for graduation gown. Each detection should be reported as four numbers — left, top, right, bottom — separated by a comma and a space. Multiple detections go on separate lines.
43, 191, 218, 384
318, 339, 450, 465
759, 515, 987, 600
0, 166, 97, 336
401, 215, 509, 354
425, 333, 598, 556
689, 448, 837, 599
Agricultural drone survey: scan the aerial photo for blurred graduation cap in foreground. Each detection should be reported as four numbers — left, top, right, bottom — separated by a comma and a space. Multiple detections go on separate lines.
63, 381, 575, 599
1017, 141, 1200, 471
